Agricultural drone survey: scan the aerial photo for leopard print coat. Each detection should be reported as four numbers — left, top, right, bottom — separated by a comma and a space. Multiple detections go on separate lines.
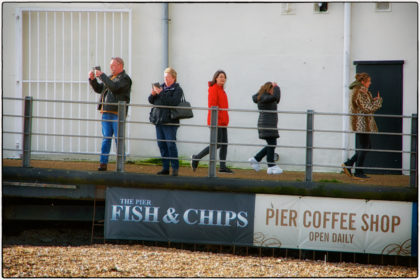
350, 83, 383, 132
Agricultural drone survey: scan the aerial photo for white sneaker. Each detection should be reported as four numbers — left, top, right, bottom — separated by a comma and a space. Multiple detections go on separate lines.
267, 165, 283, 175
248, 157, 260, 172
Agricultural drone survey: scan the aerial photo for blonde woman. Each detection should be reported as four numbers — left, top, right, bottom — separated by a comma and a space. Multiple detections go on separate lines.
148, 67, 183, 176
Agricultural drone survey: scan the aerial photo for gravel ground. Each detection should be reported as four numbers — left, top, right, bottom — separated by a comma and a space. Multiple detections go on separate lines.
2, 226, 418, 278
3, 244, 417, 278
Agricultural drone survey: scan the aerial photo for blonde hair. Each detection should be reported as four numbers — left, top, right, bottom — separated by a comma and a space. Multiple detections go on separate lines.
355, 72, 370, 83
164, 67, 177, 81
257, 82, 273, 101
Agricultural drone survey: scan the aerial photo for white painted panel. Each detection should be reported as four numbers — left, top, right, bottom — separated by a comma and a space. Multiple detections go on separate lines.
19, 9, 131, 157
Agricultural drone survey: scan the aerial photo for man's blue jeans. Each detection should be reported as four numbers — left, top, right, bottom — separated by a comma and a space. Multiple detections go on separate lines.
156, 124, 179, 171
100, 113, 118, 164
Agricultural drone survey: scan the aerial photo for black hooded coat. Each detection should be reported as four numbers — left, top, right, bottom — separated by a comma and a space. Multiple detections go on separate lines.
252, 86, 281, 139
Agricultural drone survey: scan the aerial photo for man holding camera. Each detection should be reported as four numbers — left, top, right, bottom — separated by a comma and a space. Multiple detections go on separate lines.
89, 57, 132, 171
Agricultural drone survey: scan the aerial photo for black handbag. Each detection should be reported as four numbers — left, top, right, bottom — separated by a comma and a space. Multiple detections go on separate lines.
170, 93, 194, 120
149, 107, 162, 125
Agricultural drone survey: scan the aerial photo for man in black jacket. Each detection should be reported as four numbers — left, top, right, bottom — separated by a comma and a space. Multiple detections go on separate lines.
89, 57, 132, 171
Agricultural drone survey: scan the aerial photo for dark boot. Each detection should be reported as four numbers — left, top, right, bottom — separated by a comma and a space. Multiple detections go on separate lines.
191, 155, 199, 172
98, 163, 107, 171
157, 169, 170, 175
354, 172, 370, 179
219, 166, 233, 174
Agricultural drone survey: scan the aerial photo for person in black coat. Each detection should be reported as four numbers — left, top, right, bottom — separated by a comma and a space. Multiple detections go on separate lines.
148, 67, 183, 176
248, 82, 283, 175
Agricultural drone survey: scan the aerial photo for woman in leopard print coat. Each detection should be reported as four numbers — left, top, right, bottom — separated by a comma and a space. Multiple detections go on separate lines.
342, 73, 383, 179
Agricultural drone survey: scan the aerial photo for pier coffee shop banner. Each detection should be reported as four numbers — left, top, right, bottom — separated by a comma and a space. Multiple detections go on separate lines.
254, 195, 416, 256
105, 187, 417, 256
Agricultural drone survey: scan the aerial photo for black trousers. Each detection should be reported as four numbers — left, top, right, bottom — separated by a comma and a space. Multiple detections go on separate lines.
346, 133, 371, 175
254, 138, 277, 167
196, 127, 228, 168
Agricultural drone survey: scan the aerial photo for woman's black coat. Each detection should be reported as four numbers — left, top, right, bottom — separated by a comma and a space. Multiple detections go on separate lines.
252, 86, 281, 139
148, 83, 183, 125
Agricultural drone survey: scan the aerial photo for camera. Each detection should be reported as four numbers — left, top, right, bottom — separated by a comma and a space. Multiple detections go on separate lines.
92, 66, 101, 71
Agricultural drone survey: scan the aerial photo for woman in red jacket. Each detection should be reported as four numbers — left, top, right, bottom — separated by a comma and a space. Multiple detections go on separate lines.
191, 70, 233, 173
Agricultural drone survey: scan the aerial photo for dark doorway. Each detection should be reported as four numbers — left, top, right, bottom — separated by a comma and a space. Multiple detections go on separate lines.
353, 61, 404, 174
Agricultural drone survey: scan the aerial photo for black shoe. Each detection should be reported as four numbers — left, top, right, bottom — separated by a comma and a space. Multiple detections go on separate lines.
157, 169, 170, 175
354, 173, 369, 179
172, 169, 179, 177
341, 163, 352, 177
191, 155, 199, 172
98, 163, 107, 171
219, 167, 233, 174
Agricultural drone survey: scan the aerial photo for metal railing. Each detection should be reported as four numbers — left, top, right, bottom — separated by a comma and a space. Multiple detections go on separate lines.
2, 96, 418, 187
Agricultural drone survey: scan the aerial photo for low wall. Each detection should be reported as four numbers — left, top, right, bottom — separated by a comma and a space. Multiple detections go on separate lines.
3, 166, 418, 257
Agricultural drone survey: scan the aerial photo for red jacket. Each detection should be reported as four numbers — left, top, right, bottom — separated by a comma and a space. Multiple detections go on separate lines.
207, 82, 229, 126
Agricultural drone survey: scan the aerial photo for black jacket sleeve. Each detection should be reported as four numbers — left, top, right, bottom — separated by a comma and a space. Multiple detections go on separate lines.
148, 94, 157, 104
252, 93, 259, 104
273, 86, 281, 103
89, 78, 104, 94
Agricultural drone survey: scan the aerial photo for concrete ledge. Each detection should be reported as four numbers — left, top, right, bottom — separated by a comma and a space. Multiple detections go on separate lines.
3, 167, 417, 202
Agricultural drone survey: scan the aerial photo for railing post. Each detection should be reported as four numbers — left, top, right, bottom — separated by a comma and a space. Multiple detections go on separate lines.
116, 101, 126, 172
305, 110, 314, 183
410, 114, 417, 188
208, 106, 218, 178
22, 96, 33, 168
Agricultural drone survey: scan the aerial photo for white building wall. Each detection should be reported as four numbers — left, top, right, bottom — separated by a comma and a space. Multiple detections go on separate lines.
170, 3, 348, 171
169, 2, 418, 172
2, 2, 417, 173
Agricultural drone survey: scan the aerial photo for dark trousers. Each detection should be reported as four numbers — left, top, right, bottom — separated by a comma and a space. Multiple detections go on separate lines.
255, 138, 277, 167
346, 133, 371, 175
156, 124, 179, 171
196, 127, 228, 168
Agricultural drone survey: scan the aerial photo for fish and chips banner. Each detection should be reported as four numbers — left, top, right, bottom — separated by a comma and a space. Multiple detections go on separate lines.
105, 187, 255, 246
105, 187, 417, 256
